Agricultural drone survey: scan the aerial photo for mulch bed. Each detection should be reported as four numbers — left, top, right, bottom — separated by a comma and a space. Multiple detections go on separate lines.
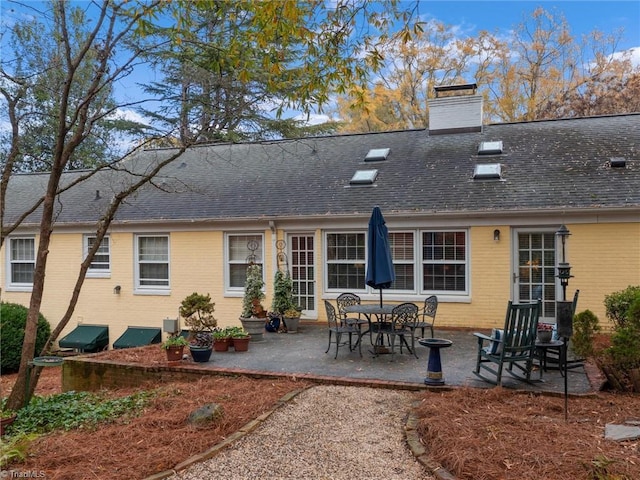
2, 343, 640, 480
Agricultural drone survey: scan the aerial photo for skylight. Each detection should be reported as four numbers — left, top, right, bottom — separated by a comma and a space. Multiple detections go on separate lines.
478, 141, 503, 155
610, 157, 626, 168
350, 169, 378, 185
365, 148, 390, 162
473, 163, 502, 179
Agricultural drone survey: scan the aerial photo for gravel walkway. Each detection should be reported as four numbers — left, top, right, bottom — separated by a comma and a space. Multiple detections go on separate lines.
169, 385, 434, 480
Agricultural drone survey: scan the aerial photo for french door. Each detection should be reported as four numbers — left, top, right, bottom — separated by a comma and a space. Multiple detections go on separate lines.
288, 234, 316, 318
513, 230, 557, 322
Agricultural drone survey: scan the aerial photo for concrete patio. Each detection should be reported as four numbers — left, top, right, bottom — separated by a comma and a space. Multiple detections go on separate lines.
188, 323, 594, 395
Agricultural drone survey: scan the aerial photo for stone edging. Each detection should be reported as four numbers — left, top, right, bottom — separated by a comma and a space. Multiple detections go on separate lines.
143, 387, 312, 480
405, 402, 459, 480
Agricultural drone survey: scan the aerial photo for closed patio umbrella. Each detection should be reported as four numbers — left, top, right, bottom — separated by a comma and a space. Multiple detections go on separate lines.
366, 206, 395, 307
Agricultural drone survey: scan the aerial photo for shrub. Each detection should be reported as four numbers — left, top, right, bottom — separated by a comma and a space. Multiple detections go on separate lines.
572, 310, 601, 358
603, 285, 640, 328
0, 303, 51, 374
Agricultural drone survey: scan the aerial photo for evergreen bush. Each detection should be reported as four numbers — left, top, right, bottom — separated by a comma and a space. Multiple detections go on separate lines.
1, 303, 51, 374
603, 285, 640, 328
571, 310, 600, 358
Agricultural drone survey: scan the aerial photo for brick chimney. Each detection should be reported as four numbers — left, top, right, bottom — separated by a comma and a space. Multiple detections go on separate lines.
428, 83, 483, 135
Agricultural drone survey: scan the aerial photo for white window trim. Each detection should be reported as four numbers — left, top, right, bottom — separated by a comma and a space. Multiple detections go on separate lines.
420, 229, 469, 296
134, 234, 170, 295
5, 236, 35, 292
386, 230, 417, 294
84, 235, 111, 278
224, 233, 265, 296
324, 231, 367, 294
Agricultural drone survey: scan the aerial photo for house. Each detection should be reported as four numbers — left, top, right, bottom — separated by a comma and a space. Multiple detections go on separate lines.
2, 85, 639, 349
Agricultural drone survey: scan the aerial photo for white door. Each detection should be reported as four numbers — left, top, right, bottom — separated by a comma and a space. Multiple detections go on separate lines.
288, 234, 316, 318
513, 229, 557, 322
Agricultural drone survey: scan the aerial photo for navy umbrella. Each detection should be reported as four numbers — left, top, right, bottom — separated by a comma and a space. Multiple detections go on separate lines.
366, 206, 395, 307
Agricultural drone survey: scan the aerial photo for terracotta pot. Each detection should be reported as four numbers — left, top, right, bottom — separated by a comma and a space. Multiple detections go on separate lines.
213, 338, 230, 352
1, 415, 17, 435
165, 345, 185, 362
232, 336, 251, 352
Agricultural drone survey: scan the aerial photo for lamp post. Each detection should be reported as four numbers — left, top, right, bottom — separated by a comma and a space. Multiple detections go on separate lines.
556, 225, 572, 302
555, 224, 573, 420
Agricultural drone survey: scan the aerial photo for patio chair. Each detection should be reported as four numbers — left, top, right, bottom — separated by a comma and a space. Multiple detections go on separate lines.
410, 295, 438, 339
387, 302, 420, 360
336, 293, 368, 329
324, 300, 363, 359
473, 300, 541, 386
538, 290, 581, 371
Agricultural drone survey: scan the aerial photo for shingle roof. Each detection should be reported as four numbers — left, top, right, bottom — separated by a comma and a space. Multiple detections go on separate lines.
5, 113, 639, 227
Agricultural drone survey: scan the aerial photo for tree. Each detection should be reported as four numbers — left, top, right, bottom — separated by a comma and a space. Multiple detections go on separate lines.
1, 0, 422, 409
335, 6, 638, 130
0, 2, 148, 173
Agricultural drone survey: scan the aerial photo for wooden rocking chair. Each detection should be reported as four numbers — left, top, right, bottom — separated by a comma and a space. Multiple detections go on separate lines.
473, 300, 541, 386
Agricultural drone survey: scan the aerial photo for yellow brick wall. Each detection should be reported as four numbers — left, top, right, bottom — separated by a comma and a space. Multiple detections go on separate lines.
1, 222, 638, 344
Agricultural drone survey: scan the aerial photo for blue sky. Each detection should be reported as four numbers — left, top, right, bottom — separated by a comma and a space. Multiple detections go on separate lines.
418, 1, 639, 54
2, 1, 639, 128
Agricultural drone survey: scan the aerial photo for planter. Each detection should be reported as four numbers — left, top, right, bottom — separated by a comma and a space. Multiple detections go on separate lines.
239, 317, 266, 342
232, 336, 251, 352
213, 338, 231, 352
284, 316, 300, 334
537, 330, 553, 343
1, 415, 17, 435
165, 345, 185, 362
190, 346, 213, 362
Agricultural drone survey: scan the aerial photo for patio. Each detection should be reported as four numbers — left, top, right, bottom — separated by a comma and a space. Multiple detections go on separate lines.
169, 323, 594, 395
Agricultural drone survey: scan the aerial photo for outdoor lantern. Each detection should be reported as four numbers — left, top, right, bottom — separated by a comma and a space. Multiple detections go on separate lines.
493, 229, 500, 242
556, 225, 574, 338
556, 225, 573, 302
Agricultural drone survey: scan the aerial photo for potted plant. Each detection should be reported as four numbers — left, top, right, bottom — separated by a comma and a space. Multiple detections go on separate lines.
284, 306, 302, 333
161, 334, 189, 361
180, 292, 217, 362
239, 264, 267, 342
212, 327, 232, 352
271, 269, 301, 333
227, 326, 251, 352
537, 322, 554, 343
1, 408, 17, 436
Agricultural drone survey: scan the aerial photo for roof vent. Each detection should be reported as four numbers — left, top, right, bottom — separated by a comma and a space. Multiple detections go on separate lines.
365, 148, 390, 162
350, 169, 378, 185
610, 157, 626, 168
473, 163, 502, 180
478, 141, 503, 155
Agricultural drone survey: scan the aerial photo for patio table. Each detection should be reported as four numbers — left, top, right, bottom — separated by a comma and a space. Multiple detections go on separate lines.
344, 304, 398, 352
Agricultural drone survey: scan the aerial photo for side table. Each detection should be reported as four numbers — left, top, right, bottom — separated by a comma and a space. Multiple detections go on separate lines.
534, 339, 564, 377
418, 338, 453, 386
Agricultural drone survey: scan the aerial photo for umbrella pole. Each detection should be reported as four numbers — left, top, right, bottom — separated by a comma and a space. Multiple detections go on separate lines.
379, 289, 383, 307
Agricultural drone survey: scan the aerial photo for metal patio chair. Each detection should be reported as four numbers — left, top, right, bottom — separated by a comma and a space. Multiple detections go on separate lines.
324, 300, 363, 359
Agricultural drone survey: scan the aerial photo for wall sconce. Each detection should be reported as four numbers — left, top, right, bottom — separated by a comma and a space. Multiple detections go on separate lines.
493, 229, 501, 242
113, 285, 121, 295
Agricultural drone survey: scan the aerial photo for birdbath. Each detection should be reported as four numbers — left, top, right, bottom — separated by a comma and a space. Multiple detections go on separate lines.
25, 356, 65, 404
418, 338, 453, 386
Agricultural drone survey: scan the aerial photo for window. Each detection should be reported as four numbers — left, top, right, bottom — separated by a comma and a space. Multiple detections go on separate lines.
135, 235, 169, 291
422, 231, 467, 293
85, 235, 110, 277
326, 233, 365, 290
8, 237, 35, 288
227, 234, 264, 289
389, 232, 414, 290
